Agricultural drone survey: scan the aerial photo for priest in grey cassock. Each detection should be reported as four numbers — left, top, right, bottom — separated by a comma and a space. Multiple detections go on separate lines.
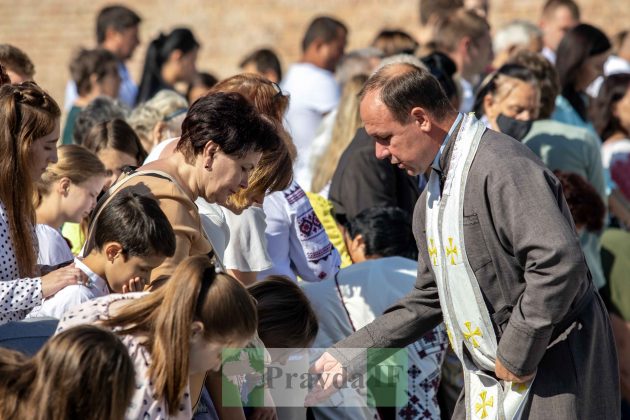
306, 62, 620, 419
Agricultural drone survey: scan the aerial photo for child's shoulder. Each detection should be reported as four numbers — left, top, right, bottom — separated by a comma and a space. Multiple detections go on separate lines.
55, 294, 119, 332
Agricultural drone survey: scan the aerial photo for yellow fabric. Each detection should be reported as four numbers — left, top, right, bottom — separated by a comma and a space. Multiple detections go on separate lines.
306, 192, 352, 268
61, 222, 85, 255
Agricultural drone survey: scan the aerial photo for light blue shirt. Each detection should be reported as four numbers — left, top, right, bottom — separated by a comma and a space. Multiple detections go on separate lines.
64, 61, 137, 110
431, 112, 463, 173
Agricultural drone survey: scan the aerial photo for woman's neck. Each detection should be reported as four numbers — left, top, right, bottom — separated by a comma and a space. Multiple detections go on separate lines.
606, 130, 630, 143
36, 197, 65, 230
161, 64, 178, 87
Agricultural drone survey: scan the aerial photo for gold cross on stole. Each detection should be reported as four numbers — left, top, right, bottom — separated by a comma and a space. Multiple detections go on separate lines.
445, 237, 458, 265
475, 390, 494, 419
446, 238, 457, 265
428, 238, 438, 266
463, 321, 482, 348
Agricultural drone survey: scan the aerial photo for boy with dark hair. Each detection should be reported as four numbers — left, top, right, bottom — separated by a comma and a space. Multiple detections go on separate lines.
63, 48, 121, 144
0, 44, 35, 83
239, 48, 283, 83
28, 192, 176, 319
96, 5, 142, 47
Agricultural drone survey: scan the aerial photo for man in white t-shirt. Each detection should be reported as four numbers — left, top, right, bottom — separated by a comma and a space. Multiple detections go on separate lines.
282, 16, 347, 189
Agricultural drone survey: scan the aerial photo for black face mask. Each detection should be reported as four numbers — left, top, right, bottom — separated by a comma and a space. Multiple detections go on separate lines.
496, 114, 533, 142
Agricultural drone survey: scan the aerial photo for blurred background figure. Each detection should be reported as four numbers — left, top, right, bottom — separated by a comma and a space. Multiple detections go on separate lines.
371, 29, 419, 57
0, 44, 35, 84
136, 27, 200, 103
186, 71, 218, 104
239, 48, 283, 83
464, 0, 489, 19
71, 96, 129, 145
608, 30, 630, 73
539, 0, 580, 64
282, 15, 347, 188
592, 73, 630, 202
474, 63, 540, 139
63, 48, 121, 145
553, 23, 610, 132
416, 0, 463, 49
64, 5, 141, 109
432, 8, 493, 112
128, 89, 188, 154
492, 20, 543, 69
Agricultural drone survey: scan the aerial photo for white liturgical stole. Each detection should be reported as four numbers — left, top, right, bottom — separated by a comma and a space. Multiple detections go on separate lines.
425, 113, 534, 420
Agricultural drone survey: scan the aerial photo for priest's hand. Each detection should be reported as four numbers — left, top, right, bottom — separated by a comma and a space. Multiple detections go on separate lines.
304, 351, 347, 406
495, 358, 535, 383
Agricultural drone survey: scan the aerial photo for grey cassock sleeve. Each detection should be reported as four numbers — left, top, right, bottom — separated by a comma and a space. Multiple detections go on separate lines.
491, 157, 587, 377
330, 196, 443, 374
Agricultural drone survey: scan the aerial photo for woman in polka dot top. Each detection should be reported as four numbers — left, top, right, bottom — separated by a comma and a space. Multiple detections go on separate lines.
0, 82, 86, 324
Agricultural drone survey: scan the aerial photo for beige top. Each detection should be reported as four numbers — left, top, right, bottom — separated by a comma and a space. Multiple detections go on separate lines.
89, 171, 212, 286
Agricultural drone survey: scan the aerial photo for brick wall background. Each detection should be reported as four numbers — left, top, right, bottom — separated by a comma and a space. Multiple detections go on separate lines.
1, 0, 628, 107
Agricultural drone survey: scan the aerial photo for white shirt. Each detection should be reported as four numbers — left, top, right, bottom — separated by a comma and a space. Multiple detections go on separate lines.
27, 257, 109, 319
143, 137, 178, 164
36, 224, 74, 266
542, 46, 556, 64
587, 55, 630, 98
222, 206, 272, 272
281, 63, 340, 188
196, 199, 230, 264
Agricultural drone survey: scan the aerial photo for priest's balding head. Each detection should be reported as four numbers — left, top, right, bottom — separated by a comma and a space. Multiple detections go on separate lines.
359, 62, 458, 176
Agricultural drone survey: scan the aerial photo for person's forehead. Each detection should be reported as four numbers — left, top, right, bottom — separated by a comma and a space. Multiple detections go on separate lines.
360, 91, 389, 120
552, 6, 578, 24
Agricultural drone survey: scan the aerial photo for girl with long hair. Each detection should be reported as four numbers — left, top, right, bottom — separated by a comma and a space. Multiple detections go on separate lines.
0, 82, 86, 324
0, 324, 135, 420
592, 73, 630, 200
62, 118, 146, 255
553, 23, 611, 130
35, 145, 107, 265
136, 28, 200, 103
56, 255, 258, 418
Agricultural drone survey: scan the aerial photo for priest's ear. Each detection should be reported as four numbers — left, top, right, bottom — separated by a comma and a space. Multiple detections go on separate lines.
410, 106, 432, 133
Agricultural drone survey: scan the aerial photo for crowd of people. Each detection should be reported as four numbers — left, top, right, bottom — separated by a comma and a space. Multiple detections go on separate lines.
0, 0, 629, 418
